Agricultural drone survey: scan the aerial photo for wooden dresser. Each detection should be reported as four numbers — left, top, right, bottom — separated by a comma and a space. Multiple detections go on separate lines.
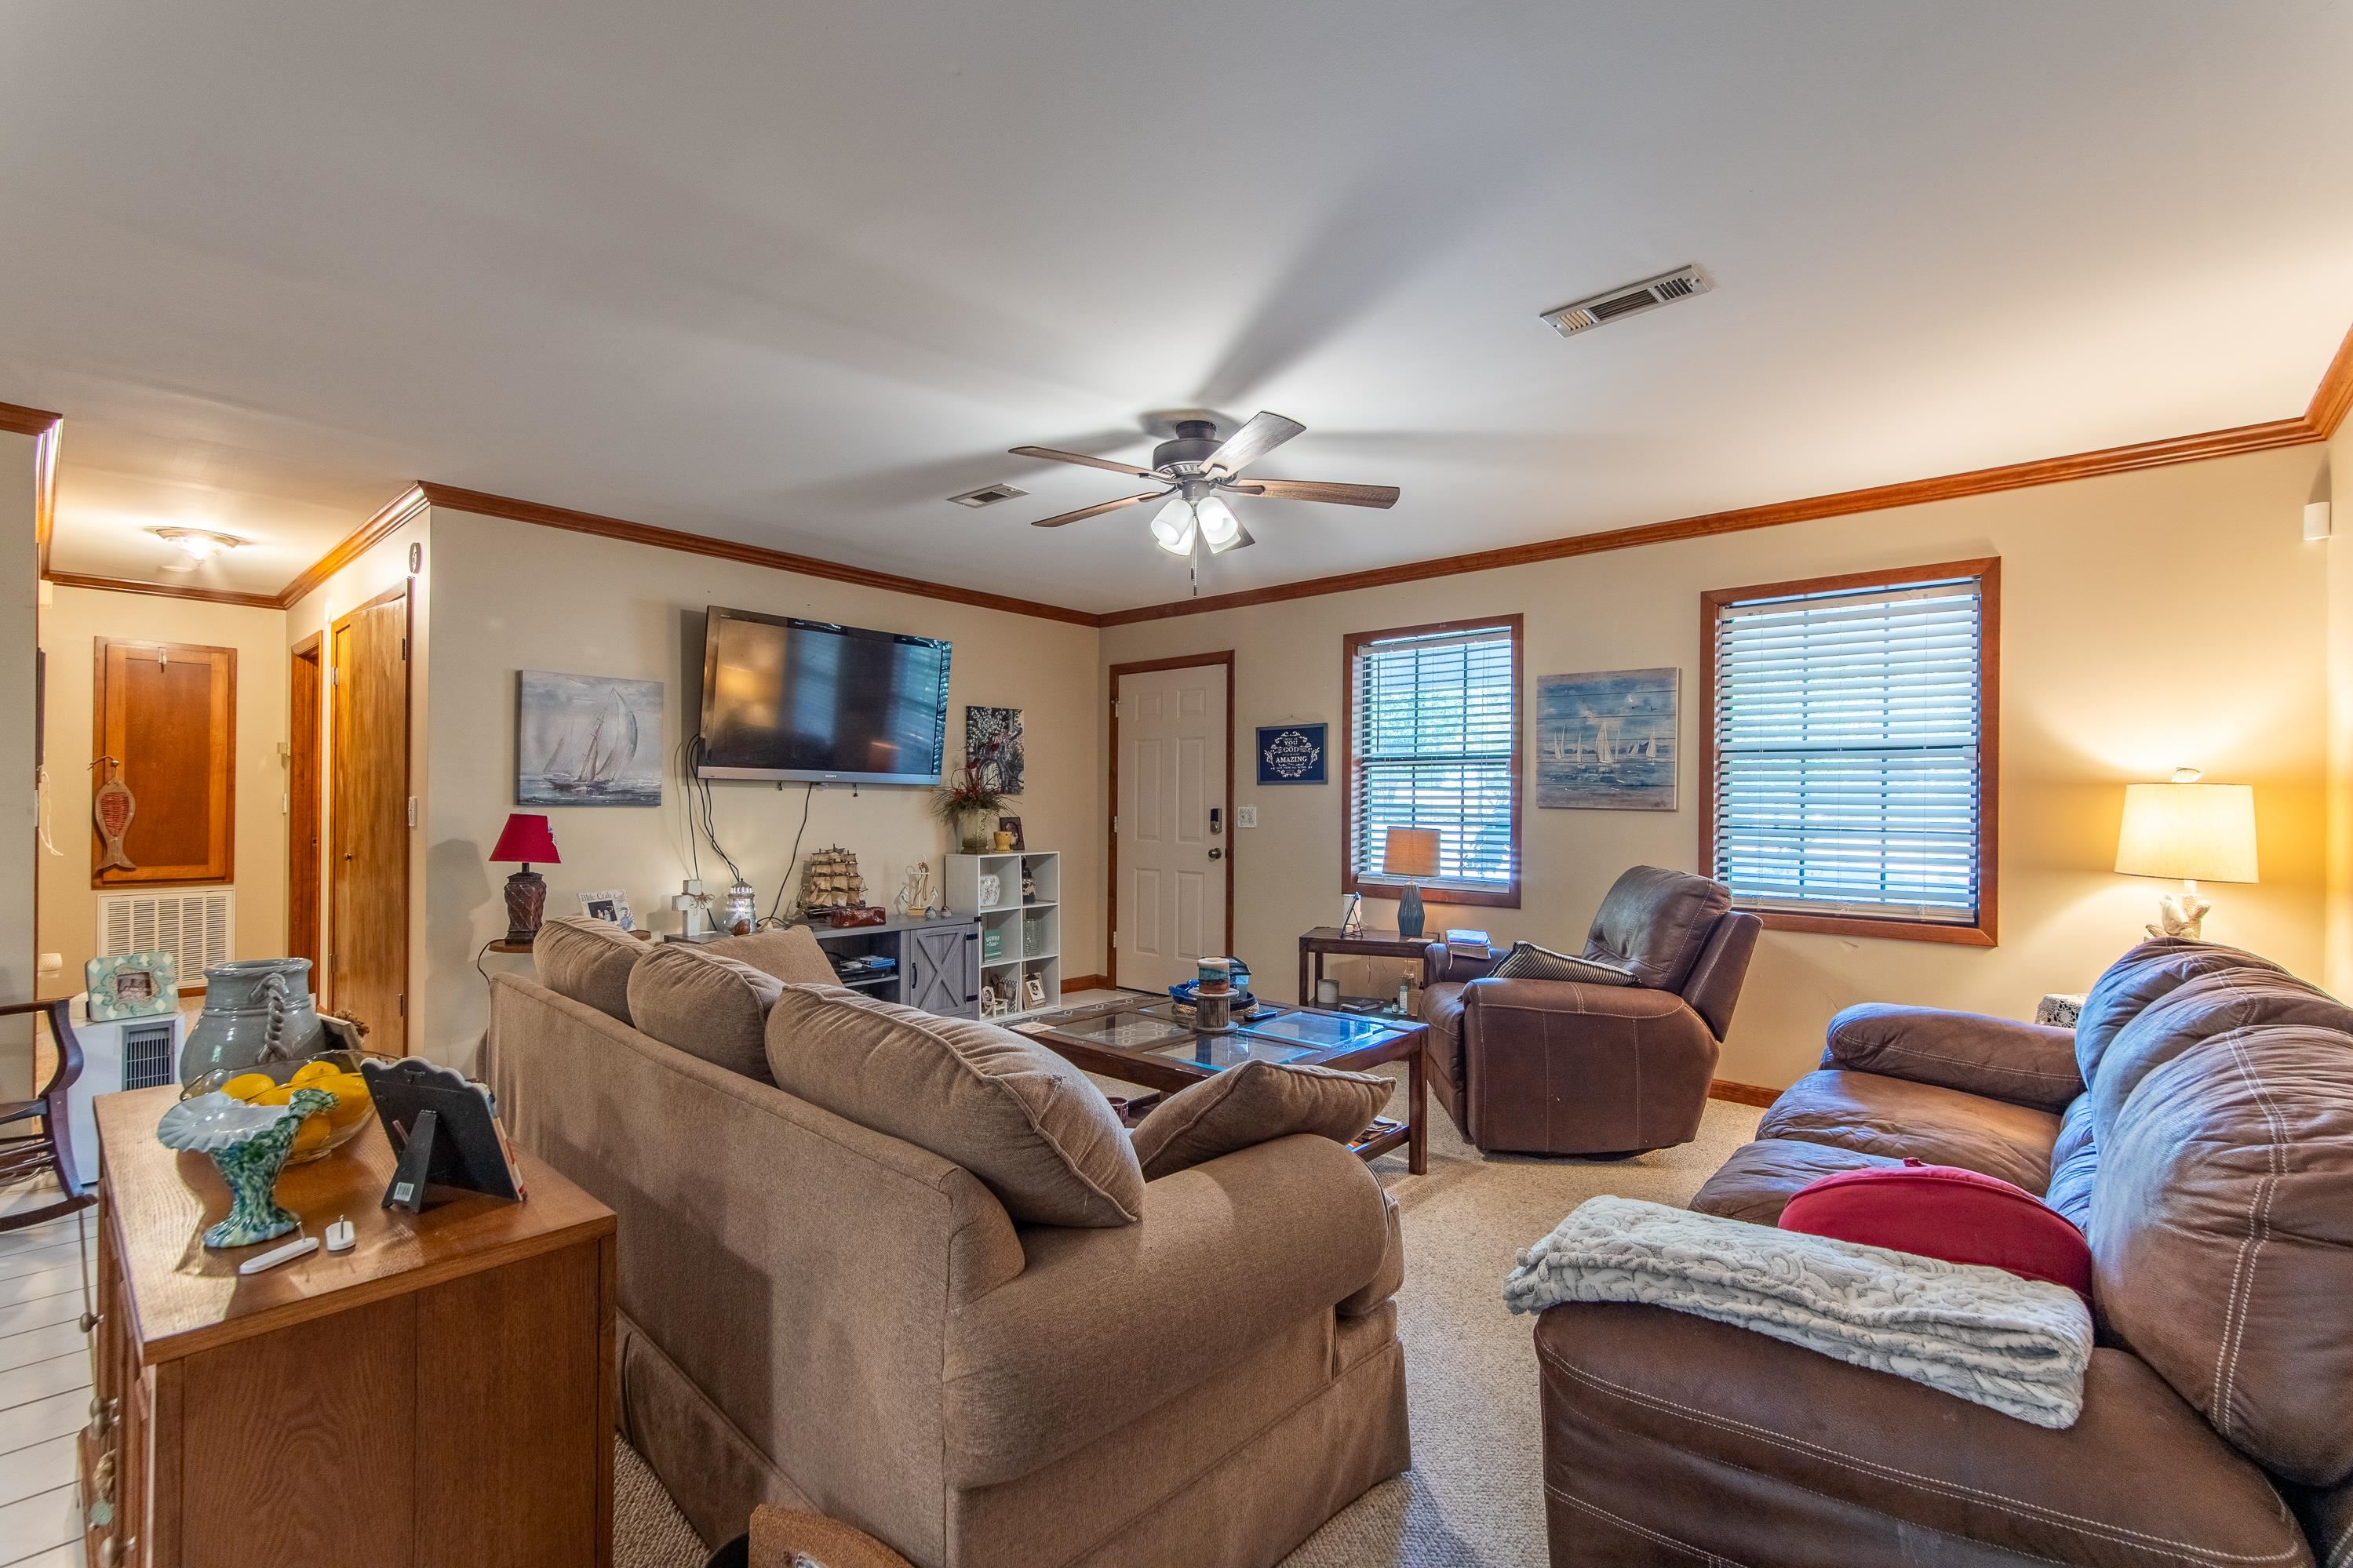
80, 1084, 616, 1567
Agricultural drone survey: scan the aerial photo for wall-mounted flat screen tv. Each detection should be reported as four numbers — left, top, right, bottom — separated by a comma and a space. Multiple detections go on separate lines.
695, 607, 952, 785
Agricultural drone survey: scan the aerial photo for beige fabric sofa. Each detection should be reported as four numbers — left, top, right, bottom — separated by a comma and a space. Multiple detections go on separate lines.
485, 932, 1408, 1568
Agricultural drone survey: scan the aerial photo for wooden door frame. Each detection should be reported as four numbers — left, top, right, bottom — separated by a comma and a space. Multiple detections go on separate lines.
326, 584, 413, 1047
1105, 652, 1237, 988
287, 634, 323, 988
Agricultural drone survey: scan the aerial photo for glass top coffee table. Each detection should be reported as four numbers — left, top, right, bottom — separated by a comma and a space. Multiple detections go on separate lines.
1016, 997, 1429, 1173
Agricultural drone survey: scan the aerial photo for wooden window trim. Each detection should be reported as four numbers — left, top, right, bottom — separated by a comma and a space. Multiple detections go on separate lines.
1697, 558, 2001, 948
91, 638, 237, 890
1341, 613, 1524, 911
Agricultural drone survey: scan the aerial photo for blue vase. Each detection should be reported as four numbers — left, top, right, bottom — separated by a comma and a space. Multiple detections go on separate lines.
180, 959, 326, 1087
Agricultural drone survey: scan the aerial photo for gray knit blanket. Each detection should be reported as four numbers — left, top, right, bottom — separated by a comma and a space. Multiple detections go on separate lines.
1502, 1196, 2093, 1428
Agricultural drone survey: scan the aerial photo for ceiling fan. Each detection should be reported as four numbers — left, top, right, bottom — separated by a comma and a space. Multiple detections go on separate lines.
1009, 412, 1399, 569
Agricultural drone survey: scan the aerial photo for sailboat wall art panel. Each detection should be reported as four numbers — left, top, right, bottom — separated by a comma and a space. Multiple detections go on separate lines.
1535, 667, 1678, 811
517, 671, 664, 807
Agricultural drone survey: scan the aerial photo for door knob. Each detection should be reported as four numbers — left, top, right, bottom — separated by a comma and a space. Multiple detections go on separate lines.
1207, 848, 1223, 860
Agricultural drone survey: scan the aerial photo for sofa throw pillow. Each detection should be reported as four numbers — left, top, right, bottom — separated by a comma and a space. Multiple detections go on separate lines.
1130, 1059, 1396, 1181
1490, 940, 1636, 988
627, 944, 785, 1082
533, 916, 648, 1024
1779, 1159, 2093, 1305
766, 985, 1145, 1227
702, 925, 840, 987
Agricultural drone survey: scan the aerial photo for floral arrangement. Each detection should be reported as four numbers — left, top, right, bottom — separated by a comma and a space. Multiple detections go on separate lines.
932, 756, 1007, 824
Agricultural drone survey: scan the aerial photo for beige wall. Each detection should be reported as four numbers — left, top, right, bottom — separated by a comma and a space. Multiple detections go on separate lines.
285, 508, 431, 1051
2326, 418, 2353, 995
1102, 444, 2333, 1089
36, 587, 290, 991
419, 508, 1102, 1071
0, 434, 38, 1090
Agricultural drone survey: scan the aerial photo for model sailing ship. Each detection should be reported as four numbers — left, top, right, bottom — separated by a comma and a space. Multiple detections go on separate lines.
800, 847, 869, 917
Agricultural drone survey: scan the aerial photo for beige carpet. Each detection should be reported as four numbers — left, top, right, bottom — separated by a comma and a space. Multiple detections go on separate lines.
614, 1066, 1763, 1567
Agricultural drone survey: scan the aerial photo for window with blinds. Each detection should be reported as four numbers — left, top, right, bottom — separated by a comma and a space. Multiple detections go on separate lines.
1343, 618, 1521, 904
1703, 562, 1997, 939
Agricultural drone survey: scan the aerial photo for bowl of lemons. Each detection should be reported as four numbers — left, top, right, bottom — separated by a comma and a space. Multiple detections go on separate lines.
184, 1050, 384, 1164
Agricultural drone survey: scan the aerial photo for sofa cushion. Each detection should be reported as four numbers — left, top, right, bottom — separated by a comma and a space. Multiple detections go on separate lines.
531, 916, 647, 1023
2089, 966, 2353, 1144
1823, 1003, 2083, 1111
1690, 1139, 1904, 1227
1490, 941, 1634, 986
1581, 866, 1729, 993
1755, 1069, 2063, 1194
702, 925, 840, 986
1419, 982, 1467, 1094
626, 944, 784, 1082
2044, 1093, 2099, 1230
2091, 1022, 2353, 1486
2074, 938, 2289, 1089
1129, 1060, 1393, 1181
1779, 1159, 2094, 1304
766, 985, 1145, 1228
1535, 1301, 2311, 1568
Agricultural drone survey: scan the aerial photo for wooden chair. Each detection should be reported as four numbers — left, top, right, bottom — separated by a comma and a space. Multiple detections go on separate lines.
0, 999, 91, 1231
705, 1506, 916, 1568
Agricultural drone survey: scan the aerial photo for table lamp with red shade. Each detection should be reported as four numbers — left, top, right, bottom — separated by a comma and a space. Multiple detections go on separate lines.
490, 813, 561, 944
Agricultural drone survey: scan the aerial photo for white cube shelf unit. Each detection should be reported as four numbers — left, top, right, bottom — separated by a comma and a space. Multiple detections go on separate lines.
946, 852, 1061, 1020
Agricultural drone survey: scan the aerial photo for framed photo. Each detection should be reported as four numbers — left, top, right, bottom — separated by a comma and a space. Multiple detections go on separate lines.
86, 952, 180, 1020
1023, 973, 1048, 1010
1257, 723, 1327, 785
996, 814, 1025, 850
1535, 668, 1679, 810
578, 889, 636, 931
517, 671, 663, 807
965, 706, 1025, 794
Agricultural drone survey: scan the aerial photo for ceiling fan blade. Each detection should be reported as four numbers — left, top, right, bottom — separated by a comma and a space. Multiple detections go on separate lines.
1009, 445, 1162, 481
1231, 478, 1400, 508
1028, 490, 1167, 528
1202, 412, 1306, 478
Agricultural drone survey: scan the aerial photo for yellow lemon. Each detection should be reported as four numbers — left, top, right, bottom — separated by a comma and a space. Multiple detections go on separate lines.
290, 1060, 340, 1086
220, 1072, 276, 1104
253, 1084, 297, 1107
323, 1076, 373, 1127
290, 1115, 331, 1156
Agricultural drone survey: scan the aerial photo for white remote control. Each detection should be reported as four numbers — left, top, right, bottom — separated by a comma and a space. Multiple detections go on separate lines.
237, 1235, 319, 1275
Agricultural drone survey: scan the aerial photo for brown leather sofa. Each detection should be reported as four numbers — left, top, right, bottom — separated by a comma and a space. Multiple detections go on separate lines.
1418, 867, 1759, 1156
1534, 937, 2353, 1566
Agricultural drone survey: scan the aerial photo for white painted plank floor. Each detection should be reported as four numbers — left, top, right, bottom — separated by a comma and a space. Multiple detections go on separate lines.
0, 1183, 90, 1568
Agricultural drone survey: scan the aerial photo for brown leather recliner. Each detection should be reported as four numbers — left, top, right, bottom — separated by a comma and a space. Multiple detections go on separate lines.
1418, 866, 1760, 1157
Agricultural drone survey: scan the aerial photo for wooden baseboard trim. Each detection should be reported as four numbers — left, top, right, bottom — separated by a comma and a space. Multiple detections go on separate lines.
1061, 973, 1112, 994
1707, 1079, 1781, 1108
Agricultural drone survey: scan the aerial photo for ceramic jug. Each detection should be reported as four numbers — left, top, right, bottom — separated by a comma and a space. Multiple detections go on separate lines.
178, 958, 327, 1086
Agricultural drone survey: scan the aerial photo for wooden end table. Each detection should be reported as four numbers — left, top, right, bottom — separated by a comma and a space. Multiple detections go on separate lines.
1299, 926, 1436, 1006
1019, 999, 1430, 1174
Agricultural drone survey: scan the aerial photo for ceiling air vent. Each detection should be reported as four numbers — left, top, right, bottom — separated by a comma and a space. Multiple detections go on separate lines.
947, 482, 1028, 508
1541, 265, 1713, 338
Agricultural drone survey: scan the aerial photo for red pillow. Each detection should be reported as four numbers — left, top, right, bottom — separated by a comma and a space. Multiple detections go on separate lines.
1778, 1159, 2093, 1306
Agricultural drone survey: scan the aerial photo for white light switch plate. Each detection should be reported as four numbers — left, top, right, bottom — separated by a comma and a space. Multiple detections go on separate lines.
1237, 806, 1258, 829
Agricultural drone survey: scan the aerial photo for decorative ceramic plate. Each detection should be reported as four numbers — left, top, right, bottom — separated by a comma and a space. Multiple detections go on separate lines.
155, 1091, 301, 1154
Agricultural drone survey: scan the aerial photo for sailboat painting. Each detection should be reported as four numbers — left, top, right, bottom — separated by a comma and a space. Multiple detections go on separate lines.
517, 671, 664, 807
1535, 668, 1678, 810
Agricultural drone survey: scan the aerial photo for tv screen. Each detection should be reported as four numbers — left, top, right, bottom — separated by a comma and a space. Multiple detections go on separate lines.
695, 608, 952, 785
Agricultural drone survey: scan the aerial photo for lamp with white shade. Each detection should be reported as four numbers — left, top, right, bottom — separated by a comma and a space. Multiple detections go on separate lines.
1383, 826, 1441, 940
2114, 769, 2257, 940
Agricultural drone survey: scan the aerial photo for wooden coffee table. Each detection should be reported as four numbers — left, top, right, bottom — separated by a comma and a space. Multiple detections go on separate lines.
1018, 998, 1429, 1174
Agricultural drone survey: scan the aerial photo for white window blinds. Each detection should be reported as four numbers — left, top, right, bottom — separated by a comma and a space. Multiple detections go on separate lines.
1350, 625, 1516, 890
1709, 573, 1987, 926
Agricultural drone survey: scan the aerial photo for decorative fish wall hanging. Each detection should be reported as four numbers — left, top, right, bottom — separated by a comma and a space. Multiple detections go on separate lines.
92, 756, 137, 873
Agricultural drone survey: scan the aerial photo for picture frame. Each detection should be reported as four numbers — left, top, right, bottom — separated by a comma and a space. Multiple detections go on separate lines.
965, 706, 1025, 795
516, 671, 664, 807
996, 814, 1025, 850
578, 889, 636, 931
1023, 973, 1048, 1010
1256, 723, 1328, 786
1535, 667, 1679, 811
86, 952, 179, 1020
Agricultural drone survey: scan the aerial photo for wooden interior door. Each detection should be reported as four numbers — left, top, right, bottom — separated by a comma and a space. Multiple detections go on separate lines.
286, 635, 322, 989
1111, 659, 1231, 991
92, 639, 236, 887
329, 590, 409, 1050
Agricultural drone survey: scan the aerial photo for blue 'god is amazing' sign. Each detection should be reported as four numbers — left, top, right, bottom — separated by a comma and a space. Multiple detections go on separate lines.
1257, 724, 1328, 785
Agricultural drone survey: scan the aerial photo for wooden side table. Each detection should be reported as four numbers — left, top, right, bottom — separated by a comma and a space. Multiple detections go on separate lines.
1298, 926, 1436, 1006
82, 1084, 617, 1567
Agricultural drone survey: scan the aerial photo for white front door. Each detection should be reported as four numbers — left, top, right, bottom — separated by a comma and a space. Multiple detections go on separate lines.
1115, 663, 1228, 992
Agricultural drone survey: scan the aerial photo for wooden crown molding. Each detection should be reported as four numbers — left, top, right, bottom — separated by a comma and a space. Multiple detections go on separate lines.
44, 570, 281, 610
0, 402, 61, 438
272, 484, 428, 609
2310, 317, 2353, 440
410, 482, 1100, 627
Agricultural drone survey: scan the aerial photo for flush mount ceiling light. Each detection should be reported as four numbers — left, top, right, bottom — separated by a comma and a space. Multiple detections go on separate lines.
151, 526, 242, 571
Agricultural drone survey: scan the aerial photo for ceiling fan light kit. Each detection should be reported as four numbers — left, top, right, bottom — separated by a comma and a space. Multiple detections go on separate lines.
1009, 410, 1398, 589
151, 526, 244, 571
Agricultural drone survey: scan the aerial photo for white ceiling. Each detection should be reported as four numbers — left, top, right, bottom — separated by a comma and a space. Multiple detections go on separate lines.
6, 2, 2351, 609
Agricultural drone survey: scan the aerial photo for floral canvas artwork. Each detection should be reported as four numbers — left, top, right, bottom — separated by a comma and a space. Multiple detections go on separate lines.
966, 705, 1024, 795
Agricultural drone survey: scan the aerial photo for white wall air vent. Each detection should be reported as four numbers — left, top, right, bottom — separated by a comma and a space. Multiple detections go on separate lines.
98, 887, 234, 982
1541, 265, 1713, 338
947, 483, 1029, 508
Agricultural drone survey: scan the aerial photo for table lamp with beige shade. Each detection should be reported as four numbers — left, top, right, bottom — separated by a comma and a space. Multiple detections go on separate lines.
1383, 826, 1441, 940
2114, 769, 2257, 940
